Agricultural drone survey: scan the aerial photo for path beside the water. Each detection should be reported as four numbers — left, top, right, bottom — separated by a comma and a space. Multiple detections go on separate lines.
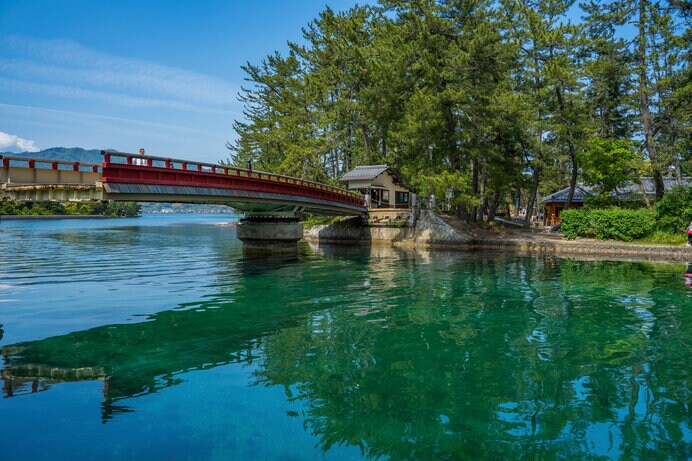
306, 212, 692, 262
440, 215, 692, 262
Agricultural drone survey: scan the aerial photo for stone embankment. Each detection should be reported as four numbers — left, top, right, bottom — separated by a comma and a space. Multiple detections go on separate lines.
304, 210, 692, 261
305, 210, 473, 247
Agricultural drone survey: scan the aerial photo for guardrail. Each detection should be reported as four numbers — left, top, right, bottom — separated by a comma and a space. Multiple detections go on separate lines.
101, 150, 364, 208
1, 155, 101, 173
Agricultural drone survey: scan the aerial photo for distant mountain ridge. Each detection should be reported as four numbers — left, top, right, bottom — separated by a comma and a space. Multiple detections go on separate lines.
0, 147, 105, 164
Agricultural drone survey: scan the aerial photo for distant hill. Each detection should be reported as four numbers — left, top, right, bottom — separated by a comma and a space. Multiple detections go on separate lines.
0, 147, 104, 164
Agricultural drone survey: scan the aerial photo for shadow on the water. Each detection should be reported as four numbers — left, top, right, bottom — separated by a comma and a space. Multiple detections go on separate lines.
1, 252, 689, 459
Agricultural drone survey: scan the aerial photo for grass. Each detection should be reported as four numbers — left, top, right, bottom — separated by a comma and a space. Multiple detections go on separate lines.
632, 231, 689, 246
300, 214, 341, 229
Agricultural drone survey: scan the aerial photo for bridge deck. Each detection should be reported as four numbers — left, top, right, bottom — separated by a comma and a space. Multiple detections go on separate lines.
1, 152, 366, 216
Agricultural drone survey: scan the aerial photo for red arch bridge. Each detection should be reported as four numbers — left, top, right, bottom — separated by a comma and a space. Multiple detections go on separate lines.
1, 151, 366, 249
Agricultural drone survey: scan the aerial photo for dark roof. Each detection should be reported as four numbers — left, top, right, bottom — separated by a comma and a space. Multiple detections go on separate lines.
542, 177, 691, 204
338, 165, 390, 182
542, 185, 593, 203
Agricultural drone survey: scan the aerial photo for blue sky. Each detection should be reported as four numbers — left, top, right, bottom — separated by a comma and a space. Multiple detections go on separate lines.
0, 0, 366, 163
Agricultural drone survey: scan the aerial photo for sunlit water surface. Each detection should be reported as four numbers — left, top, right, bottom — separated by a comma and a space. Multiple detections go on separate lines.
0, 214, 690, 460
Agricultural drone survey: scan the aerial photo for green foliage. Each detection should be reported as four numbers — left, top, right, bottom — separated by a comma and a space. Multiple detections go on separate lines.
570, 186, 692, 242
580, 138, 638, 194
0, 201, 141, 217
583, 193, 615, 209
633, 231, 687, 245
654, 186, 692, 234
0, 201, 66, 215
560, 209, 591, 238
561, 208, 656, 241
408, 170, 479, 210
100, 202, 142, 217
0, 201, 32, 215
300, 214, 341, 229
226, 0, 689, 223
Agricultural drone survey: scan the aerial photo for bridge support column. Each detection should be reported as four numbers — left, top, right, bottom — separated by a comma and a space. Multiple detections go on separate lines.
236, 218, 303, 253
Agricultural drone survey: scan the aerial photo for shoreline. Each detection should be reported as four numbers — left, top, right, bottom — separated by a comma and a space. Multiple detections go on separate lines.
0, 215, 132, 221
304, 212, 692, 262
304, 235, 692, 262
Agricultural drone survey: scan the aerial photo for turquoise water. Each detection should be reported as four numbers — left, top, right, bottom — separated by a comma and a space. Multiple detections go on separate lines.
0, 214, 690, 460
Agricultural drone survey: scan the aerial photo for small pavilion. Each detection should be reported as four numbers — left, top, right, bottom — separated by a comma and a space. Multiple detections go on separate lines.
339, 165, 411, 209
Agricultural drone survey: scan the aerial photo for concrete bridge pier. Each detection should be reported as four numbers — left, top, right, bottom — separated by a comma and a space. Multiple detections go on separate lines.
236, 217, 304, 253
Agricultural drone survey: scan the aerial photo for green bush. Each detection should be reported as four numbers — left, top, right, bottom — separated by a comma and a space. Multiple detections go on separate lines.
654, 186, 692, 234
561, 208, 656, 241
0, 201, 27, 215
0, 200, 141, 217
561, 209, 592, 239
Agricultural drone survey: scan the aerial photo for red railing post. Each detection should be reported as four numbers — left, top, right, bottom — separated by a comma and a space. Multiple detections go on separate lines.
166, 159, 172, 168
29, 160, 35, 168
52, 161, 58, 170
73, 162, 80, 172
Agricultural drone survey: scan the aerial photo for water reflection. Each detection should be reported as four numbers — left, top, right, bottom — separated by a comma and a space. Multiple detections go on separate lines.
1, 252, 330, 422
1, 249, 690, 459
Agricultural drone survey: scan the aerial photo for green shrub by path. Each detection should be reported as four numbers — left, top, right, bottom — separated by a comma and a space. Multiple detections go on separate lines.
654, 186, 692, 234
561, 208, 656, 241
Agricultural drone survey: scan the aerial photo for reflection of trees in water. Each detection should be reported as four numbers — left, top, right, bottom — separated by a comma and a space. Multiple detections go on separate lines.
253, 257, 690, 460
0, 252, 351, 421
1, 253, 689, 458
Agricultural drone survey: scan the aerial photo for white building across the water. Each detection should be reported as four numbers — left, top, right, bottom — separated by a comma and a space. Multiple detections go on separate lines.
339, 165, 411, 209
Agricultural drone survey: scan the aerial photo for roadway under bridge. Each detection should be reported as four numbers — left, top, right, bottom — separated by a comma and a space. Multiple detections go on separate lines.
1, 151, 367, 251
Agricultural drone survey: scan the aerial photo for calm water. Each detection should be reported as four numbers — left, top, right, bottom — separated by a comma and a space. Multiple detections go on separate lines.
0, 214, 690, 460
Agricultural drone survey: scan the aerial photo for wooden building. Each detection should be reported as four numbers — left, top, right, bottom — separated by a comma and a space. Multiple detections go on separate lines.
542, 177, 690, 226
541, 186, 590, 226
339, 165, 411, 209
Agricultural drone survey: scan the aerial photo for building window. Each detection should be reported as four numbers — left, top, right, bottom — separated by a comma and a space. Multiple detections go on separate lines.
382, 190, 390, 203
396, 192, 409, 206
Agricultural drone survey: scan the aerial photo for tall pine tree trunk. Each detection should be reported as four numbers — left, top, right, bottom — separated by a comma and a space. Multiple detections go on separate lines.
470, 158, 479, 222
565, 149, 579, 208
555, 86, 579, 208
638, 0, 664, 199
634, 169, 652, 208
524, 165, 540, 228
487, 190, 501, 222
479, 170, 487, 222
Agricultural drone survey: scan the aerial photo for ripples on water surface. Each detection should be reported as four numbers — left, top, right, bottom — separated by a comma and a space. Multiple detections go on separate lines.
0, 214, 690, 460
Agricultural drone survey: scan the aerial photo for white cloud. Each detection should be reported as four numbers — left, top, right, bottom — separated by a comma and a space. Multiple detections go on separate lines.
0, 130, 40, 152
1, 36, 241, 107
0, 77, 239, 116
0, 103, 218, 136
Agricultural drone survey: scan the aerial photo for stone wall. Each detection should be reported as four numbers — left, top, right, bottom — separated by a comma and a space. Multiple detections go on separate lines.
473, 238, 692, 262
304, 210, 472, 246
304, 210, 692, 261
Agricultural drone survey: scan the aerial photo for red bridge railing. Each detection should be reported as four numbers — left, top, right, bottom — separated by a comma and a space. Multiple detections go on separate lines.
1, 155, 101, 173
101, 151, 365, 209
